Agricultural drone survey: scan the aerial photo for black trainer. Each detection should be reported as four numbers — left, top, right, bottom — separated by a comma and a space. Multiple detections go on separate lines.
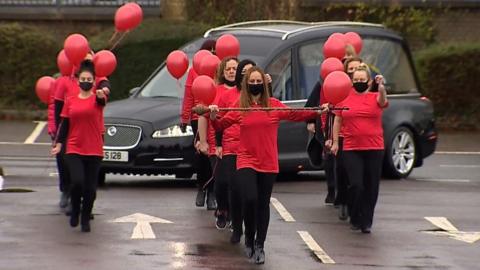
81, 222, 91, 233
245, 245, 254, 259
361, 227, 371, 234
59, 192, 69, 208
215, 212, 227, 230
254, 244, 265, 264
70, 213, 79, 227
324, 192, 335, 205
230, 231, 241, 244
338, 205, 348, 221
195, 189, 206, 207
206, 191, 217, 210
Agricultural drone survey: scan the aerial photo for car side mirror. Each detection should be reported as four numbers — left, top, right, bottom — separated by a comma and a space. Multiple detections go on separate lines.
129, 87, 140, 97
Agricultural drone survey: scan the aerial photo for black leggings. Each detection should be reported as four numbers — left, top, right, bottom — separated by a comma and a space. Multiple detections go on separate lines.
343, 150, 384, 228
237, 168, 276, 247
54, 141, 70, 193
335, 137, 349, 205
212, 155, 243, 234
65, 154, 102, 220
192, 120, 213, 192
323, 152, 336, 192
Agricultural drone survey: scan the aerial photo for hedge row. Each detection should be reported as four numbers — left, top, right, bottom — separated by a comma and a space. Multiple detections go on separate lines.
415, 42, 480, 130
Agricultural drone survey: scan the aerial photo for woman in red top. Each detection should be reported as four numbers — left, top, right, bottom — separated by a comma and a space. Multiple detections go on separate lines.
209, 67, 327, 264
51, 60, 107, 233
331, 64, 388, 234
197, 57, 239, 228
180, 39, 217, 209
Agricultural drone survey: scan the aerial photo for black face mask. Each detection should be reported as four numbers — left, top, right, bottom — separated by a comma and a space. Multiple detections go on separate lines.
79, 82, 93, 91
353, 82, 369, 93
224, 79, 236, 87
248, 83, 264, 96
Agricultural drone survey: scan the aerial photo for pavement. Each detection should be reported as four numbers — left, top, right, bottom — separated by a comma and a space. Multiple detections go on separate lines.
0, 121, 479, 270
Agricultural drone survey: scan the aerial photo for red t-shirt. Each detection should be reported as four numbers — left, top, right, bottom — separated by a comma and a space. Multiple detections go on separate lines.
47, 79, 58, 136
206, 84, 230, 156
54, 76, 75, 102
217, 87, 241, 156
181, 68, 199, 123
61, 89, 105, 157
335, 90, 388, 151
213, 98, 318, 173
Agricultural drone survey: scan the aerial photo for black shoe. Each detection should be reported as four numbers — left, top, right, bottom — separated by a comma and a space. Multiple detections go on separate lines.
195, 189, 206, 207
64, 202, 72, 216
206, 191, 217, 210
350, 224, 361, 231
338, 205, 348, 221
324, 192, 335, 205
81, 222, 91, 233
70, 213, 79, 227
253, 244, 265, 264
245, 245, 254, 259
230, 232, 242, 244
90, 214, 94, 220
215, 212, 227, 230
361, 227, 371, 234
59, 192, 69, 208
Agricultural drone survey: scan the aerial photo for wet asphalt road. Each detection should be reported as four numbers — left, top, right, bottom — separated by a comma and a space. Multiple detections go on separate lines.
0, 121, 479, 270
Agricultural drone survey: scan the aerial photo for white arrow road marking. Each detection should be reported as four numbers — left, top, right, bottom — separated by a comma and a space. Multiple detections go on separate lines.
24, 121, 47, 144
112, 213, 173, 239
270, 197, 295, 222
298, 231, 335, 264
423, 217, 480, 244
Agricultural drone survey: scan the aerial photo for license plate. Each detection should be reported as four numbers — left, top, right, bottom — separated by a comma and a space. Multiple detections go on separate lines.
103, 151, 128, 162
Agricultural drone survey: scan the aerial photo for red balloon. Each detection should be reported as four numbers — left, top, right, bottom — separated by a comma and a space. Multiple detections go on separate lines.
323, 35, 346, 60
115, 3, 143, 32
192, 75, 217, 105
215, 34, 240, 60
193, 50, 212, 75
35, 76, 55, 104
57, 50, 73, 76
166, 50, 189, 79
93, 50, 117, 77
329, 32, 346, 43
198, 54, 220, 78
64, 34, 90, 66
320, 57, 344, 80
344, 32, 363, 54
323, 71, 352, 105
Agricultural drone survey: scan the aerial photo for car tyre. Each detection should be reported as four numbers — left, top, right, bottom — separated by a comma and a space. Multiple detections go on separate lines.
384, 127, 417, 179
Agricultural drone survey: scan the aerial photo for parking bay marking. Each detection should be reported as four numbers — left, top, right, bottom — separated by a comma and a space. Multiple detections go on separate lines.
270, 197, 296, 222
112, 213, 173, 239
422, 217, 480, 244
440, 164, 480, 168
435, 151, 480, 155
24, 121, 47, 144
415, 178, 471, 183
298, 231, 335, 264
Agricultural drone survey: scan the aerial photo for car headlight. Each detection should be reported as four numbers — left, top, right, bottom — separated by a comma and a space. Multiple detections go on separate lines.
152, 125, 193, 138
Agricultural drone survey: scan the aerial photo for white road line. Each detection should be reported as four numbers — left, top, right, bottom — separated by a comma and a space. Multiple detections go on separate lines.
0, 157, 54, 161
270, 197, 295, 222
440, 164, 480, 168
49, 172, 59, 177
435, 151, 480, 155
24, 121, 47, 144
0, 142, 50, 145
297, 231, 335, 264
424, 217, 458, 232
415, 178, 471, 183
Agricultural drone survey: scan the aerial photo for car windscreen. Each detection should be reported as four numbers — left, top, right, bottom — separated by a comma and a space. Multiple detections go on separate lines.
138, 35, 280, 99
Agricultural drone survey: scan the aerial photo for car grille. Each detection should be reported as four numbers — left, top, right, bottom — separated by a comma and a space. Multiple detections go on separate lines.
104, 124, 142, 149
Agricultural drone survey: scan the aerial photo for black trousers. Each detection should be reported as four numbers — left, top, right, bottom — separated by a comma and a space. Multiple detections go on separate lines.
65, 154, 102, 221
335, 137, 349, 205
55, 141, 70, 193
343, 150, 384, 229
237, 168, 276, 247
324, 152, 336, 192
191, 120, 213, 192
211, 155, 243, 234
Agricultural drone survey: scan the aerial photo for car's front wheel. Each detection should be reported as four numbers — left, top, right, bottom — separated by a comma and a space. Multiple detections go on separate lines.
384, 127, 417, 179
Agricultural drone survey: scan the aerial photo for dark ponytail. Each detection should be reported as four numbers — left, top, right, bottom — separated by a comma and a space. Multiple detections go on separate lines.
76, 60, 96, 78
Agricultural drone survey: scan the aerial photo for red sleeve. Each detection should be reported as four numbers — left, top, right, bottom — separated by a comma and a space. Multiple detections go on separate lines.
54, 77, 68, 101
212, 111, 240, 131
61, 96, 70, 118
271, 98, 318, 122
181, 68, 197, 124
47, 80, 57, 135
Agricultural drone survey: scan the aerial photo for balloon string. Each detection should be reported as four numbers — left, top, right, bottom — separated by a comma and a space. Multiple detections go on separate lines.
108, 31, 119, 45
176, 79, 183, 97
110, 31, 129, 51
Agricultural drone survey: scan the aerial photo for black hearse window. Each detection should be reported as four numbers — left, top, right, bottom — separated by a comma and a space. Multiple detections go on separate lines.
266, 49, 292, 101
360, 38, 418, 94
298, 39, 326, 99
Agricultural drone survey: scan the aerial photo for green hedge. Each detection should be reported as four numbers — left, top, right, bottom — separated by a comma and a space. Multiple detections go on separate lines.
0, 23, 59, 109
415, 43, 480, 130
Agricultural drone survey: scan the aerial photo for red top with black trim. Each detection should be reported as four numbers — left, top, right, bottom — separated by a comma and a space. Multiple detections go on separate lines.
335, 90, 388, 151
216, 87, 241, 156
61, 87, 106, 157
213, 98, 318, 173
206, 84, 230, 156
181, 68, 199, 124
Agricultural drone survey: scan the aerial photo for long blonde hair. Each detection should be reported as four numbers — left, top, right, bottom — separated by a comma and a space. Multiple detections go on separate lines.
239, 66, 271, 109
